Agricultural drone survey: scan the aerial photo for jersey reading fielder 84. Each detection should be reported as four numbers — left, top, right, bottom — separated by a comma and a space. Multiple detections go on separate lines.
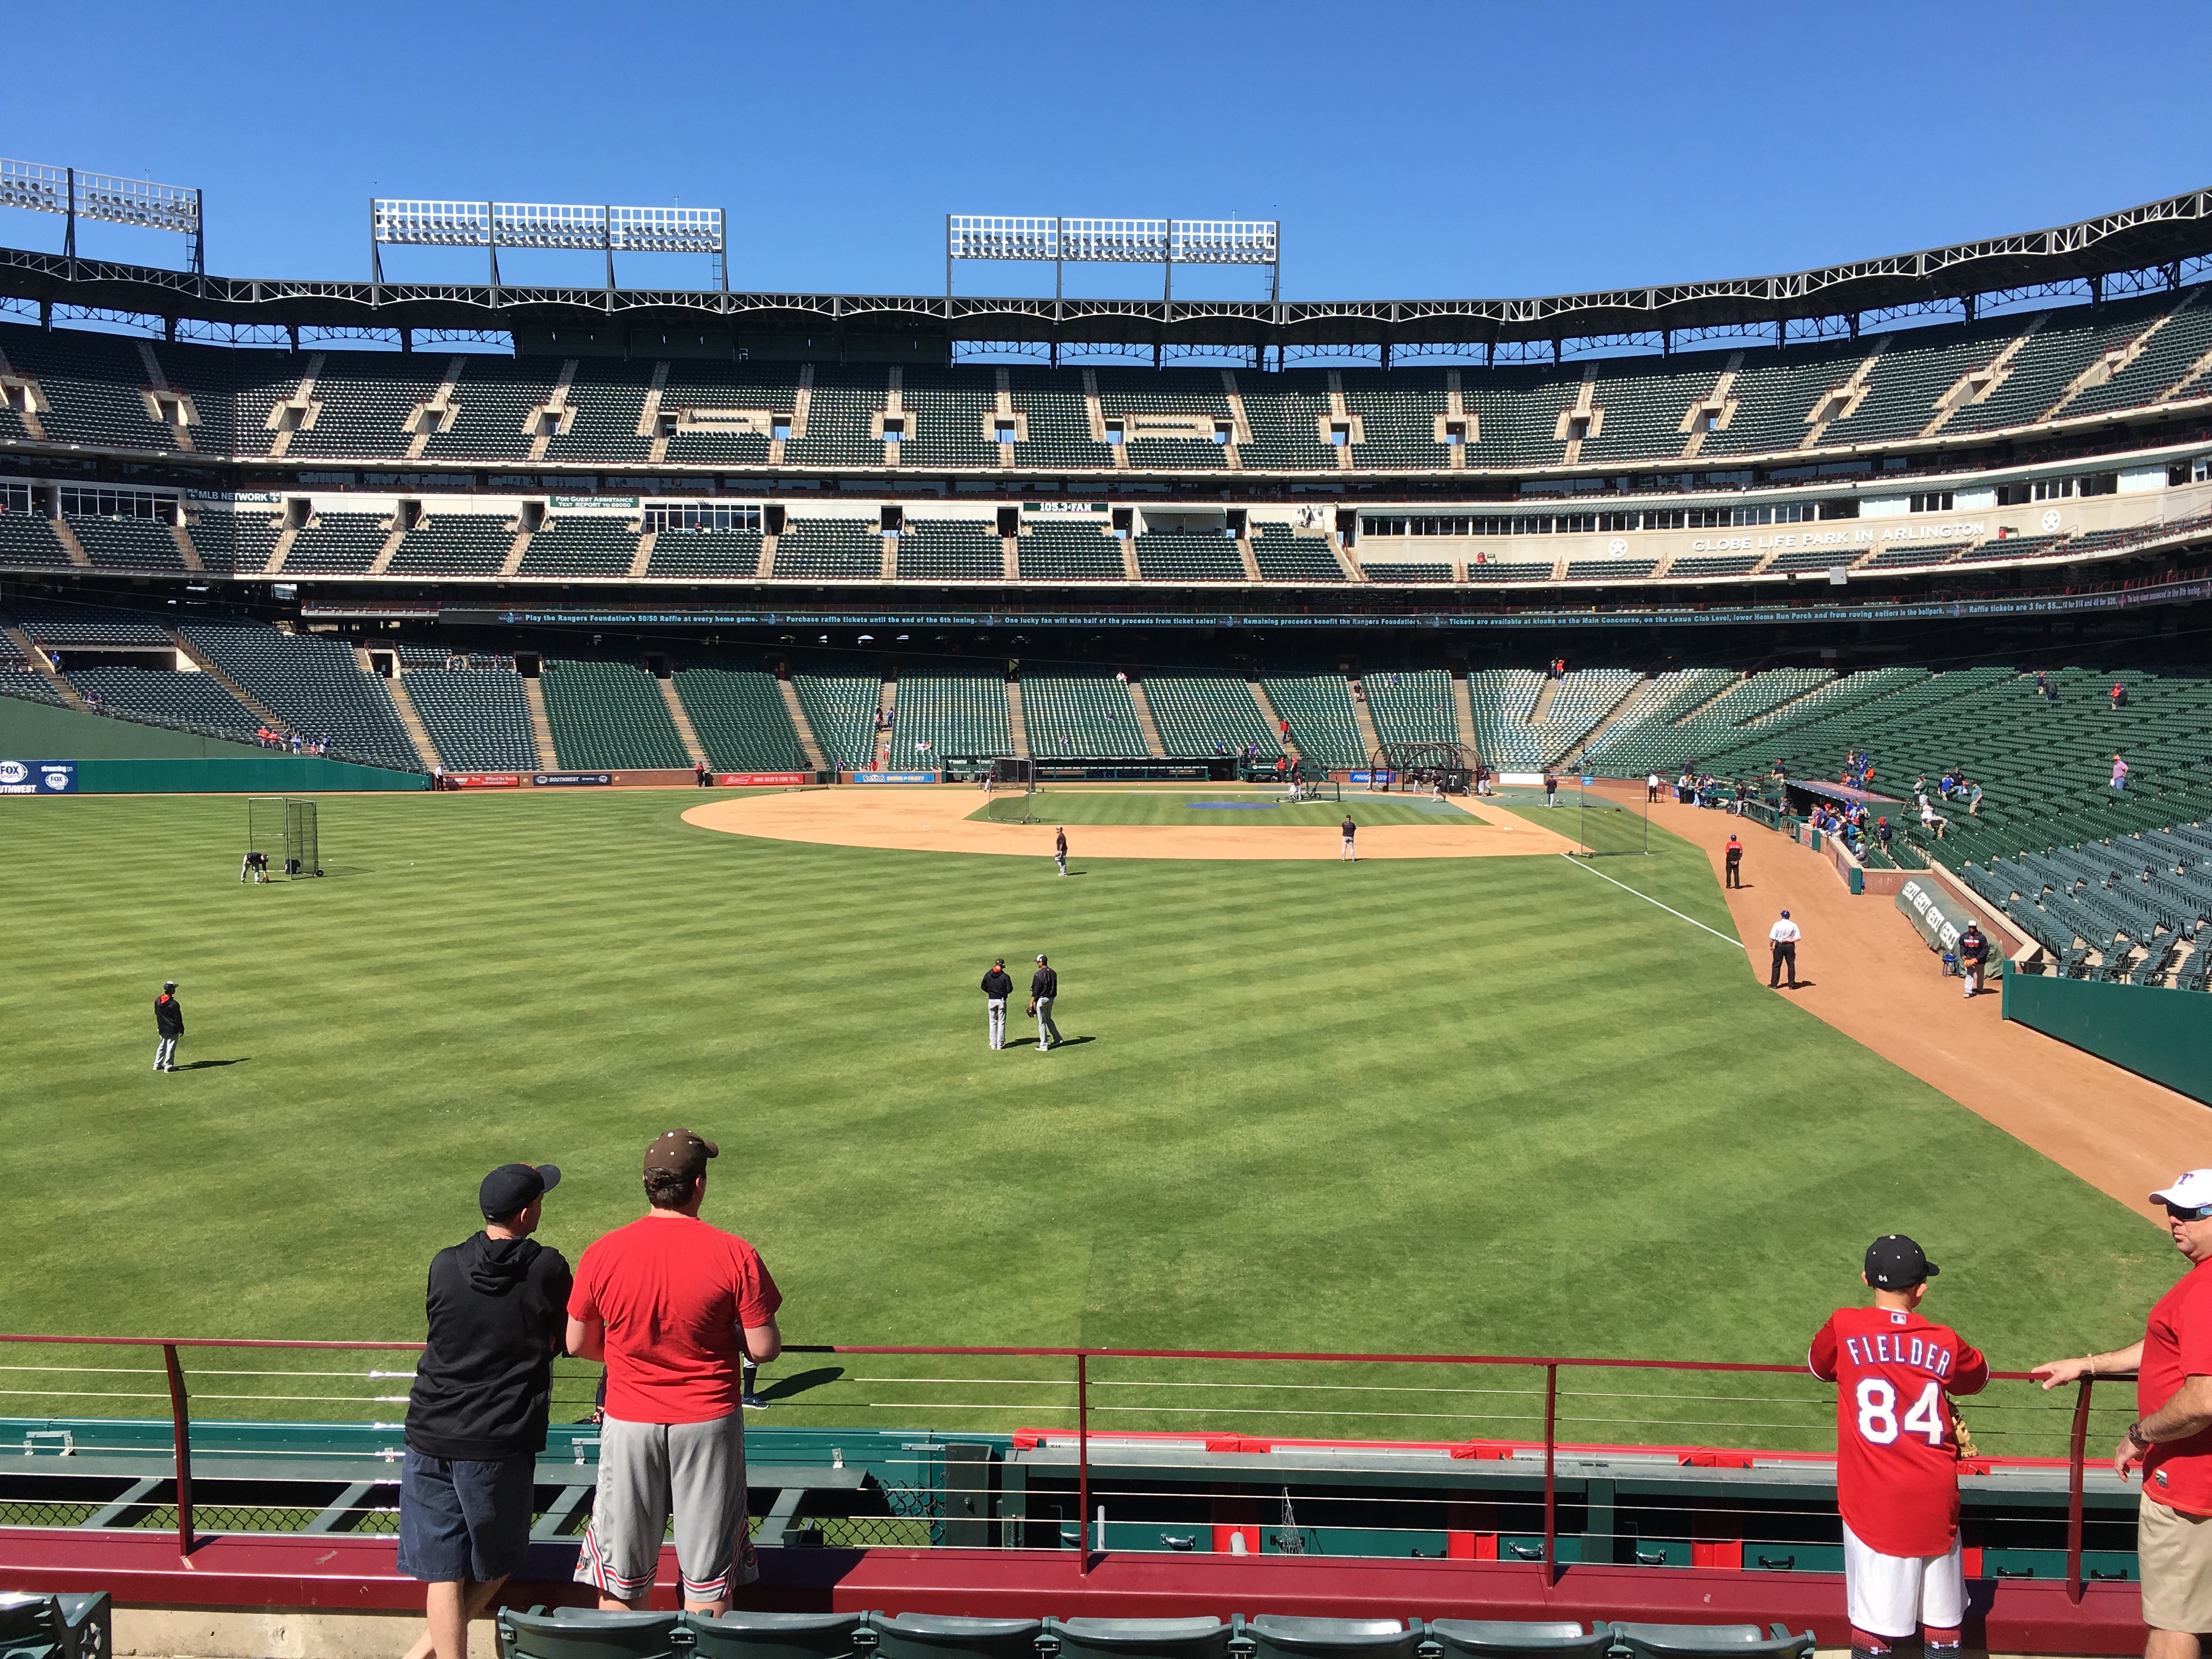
1810, 1305, 1990, 1557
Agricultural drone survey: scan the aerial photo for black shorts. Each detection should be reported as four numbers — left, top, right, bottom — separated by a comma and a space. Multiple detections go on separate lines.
396, 1448, 534, 1583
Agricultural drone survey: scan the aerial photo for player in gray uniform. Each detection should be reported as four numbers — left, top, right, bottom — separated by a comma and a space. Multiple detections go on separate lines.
980, 958, 1014, 1049
1029, 955, 1062, 1051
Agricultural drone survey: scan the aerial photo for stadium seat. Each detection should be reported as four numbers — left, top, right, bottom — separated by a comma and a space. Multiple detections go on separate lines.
498, 1607, 681, 1659
1246, 1617, 1423, 1659
1604, 1627, 1810, 1659
1425, 1622, 1611, 1659
682, 1611, 867, 1659
866, 1613, 1045, 1659
1045, 1618, 1229, 1659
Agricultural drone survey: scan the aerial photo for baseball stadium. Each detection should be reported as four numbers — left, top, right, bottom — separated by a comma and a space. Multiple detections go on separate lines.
10, 103, 2212, 1659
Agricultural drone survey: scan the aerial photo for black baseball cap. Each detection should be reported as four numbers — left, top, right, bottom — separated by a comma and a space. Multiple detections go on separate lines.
481, 1163, 560, 1220
1865, 1234, 1938, 1289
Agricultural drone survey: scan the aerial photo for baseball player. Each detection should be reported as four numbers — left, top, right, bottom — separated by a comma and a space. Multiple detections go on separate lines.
1340, 814, 1356, 862
1028, 955, 1061, 1051
1053, 827, 1068, 877
154, 981, 184, 1071
240, 849, 270, 884
980, 958, 1013, 1049
1724, 833, 1743, 889
1769, 909, 1801, 989
1810, 1236, 1989, 1659
1957, 923, 1989, 1000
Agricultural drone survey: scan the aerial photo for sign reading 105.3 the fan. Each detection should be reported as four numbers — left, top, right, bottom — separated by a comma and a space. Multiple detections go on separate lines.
0, 760, 77, 794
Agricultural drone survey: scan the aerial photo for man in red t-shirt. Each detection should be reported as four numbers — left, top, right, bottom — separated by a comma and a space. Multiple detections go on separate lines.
566, 1129, 781, 1615
1810, 1235, 1989, 1659
2035, 1171, 2212, 1658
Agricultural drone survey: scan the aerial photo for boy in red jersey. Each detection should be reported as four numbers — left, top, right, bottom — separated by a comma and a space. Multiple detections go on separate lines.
1810, 1235, 1990, 1659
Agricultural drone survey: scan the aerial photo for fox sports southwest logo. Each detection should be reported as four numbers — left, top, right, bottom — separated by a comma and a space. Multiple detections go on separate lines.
0, 761, 27, 785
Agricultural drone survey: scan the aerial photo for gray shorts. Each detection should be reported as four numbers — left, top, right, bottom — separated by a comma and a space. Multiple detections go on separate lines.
573, 1411, 755, 1604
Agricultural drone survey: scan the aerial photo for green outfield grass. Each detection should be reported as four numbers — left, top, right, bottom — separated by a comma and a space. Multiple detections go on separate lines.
0, 788, 2174, 1451
971, 788, 1473, 827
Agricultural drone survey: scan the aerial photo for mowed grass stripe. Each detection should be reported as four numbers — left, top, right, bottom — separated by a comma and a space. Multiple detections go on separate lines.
0, 789, 2175, 1453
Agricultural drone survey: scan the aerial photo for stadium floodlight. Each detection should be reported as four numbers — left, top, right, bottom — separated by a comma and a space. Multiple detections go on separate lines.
370, 199, 727, 294
0, 158, 204, 274
947, 215, 1279, 301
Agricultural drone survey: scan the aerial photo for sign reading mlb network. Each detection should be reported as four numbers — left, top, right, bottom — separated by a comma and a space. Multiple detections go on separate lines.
0, 760, 77, 794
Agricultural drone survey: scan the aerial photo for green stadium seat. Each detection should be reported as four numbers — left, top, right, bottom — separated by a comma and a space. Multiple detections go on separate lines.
1247, 1617, 1423, 1659
498, 1608, 681, 1659
1426, 1622, 1611, 1659
682, 1611, 866, 1659
1605, 1626, 1810, 1659
867, 1613, 1044, 1659
1046, 1618, 1229, 1659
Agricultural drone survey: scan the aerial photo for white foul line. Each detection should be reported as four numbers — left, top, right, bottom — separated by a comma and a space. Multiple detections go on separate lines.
1556, 854, 1742, 947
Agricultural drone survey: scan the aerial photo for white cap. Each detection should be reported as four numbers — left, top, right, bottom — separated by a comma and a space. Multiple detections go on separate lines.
2150, 1171, 2212, 1212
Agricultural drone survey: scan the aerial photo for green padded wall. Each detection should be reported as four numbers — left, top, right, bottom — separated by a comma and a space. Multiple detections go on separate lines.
2001, 972, 2212, 1104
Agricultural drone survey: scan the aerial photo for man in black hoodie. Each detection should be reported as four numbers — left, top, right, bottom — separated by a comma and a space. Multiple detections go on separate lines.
398, 1164, 572, 1659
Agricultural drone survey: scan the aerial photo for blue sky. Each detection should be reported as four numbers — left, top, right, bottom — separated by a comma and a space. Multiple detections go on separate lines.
7, 1, 2210, 303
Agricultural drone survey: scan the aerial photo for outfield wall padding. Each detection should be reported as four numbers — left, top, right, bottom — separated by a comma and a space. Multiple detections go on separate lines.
68, 757, 427, 793
2001, 972, 2212, 1104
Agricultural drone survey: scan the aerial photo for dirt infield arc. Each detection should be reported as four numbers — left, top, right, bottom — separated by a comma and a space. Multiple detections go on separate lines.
681, 786, 1583, 860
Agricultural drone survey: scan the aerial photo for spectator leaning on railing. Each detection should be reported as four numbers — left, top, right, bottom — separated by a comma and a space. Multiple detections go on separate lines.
2034, 1171, 2212, 1659
398, 1163, 571, 1659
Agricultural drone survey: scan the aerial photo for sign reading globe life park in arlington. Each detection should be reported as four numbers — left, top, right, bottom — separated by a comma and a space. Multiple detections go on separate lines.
1684, 521, 1989, 556
0, 760, 77, 794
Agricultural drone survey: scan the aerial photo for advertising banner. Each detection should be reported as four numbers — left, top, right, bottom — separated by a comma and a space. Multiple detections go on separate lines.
851, 770, 939, 785
450, 774, 523, 788
0, 760, 76, 794
717, 772, 807, 786
1895, 874, 2005, 955
532, 772, 614, 787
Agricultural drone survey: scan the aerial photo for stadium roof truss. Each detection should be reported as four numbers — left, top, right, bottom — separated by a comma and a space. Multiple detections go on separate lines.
4, 185, 2211, 357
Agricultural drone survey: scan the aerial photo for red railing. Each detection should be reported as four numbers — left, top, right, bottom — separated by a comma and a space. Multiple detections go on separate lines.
0, 1333, 2125, 1602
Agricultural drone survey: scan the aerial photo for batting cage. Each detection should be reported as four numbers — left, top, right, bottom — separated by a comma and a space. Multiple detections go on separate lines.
1370, 741, 1474, 795
247, 797, 323, 878
980, 757, 1040, 823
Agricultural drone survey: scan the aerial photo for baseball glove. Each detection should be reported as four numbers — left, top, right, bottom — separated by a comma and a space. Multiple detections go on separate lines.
1950, 1403, 1980, 1460
1026, 1000, 1036, 1017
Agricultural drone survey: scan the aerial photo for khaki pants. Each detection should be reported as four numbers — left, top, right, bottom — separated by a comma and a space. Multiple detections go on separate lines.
2140, 1492, 2212, 1633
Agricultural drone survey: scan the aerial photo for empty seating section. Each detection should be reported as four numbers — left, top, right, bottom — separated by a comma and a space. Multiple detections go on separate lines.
421, 361, 549, 462
2066, 292, 2212, 417
1466, 561, 1555, 582
284, 357, 445, 458
794, 675, 882, 767
178, 622, 417, 768
658, 368, 797, 469
1584, 669, 1853, 776
282, 512, 390, 574
0, 511, 71, 566
1261, 675, 1365, 768
1697, 351, 1855, 457
0, 668, 65, 704
541, 365, 650, 465
1817, 321, 2014, 445
1019, 523, 1125, 580
0, 325, 176, 448
897, 370, 998, 469
399, 669, 539, 769
1764, 547, 1858, 572
780, 373, 881, 467
1252, 525, 1345, 581
896, 521, 1002, 580
1944, 298, 2168, 435
1007, 371, 1113, 467
1579, 365, 1712, 464
776, 520, 881, 580
1365, 670, 1462, 749
1238, 379, 1336, 470
1362, 562, 1455, 581
1337, 369, 1451, 470
1955, 532, 2069, 563
1134, 531, 1244, 582
1861, 543, 1966, 569
388, 517, 516, 575
1020, 675, 1149, 758
540, 661, 690, 769
65, 667, 261, 741
1469, 668, 1641, 765
1579, 669, 1738, 768
518, 517, 638, 577
648, 531, 760, 578
1665, 555, 1762, 578
1565, 560, 1657, 580
188, 512, 278, 575
1143, 677, 1281, 758
66, 515, 186, 571
889, 676, 1009, 764
671, 669, 804, 770
9, 603, 174, 644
